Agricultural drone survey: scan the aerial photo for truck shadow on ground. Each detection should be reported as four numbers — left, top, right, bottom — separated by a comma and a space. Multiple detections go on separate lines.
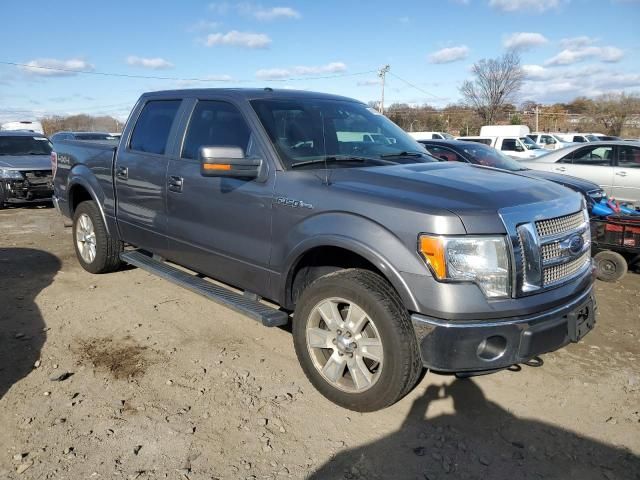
309, 378, 640, 480
0, 248, 60, 400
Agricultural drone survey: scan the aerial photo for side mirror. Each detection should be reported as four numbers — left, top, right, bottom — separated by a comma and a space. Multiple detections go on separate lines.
199, 146, 262, 179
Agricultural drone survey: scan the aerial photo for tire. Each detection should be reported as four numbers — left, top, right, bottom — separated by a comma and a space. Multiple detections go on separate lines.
293, 268, 422, 412
72, 201, 122, 274
594, 250, 627, 282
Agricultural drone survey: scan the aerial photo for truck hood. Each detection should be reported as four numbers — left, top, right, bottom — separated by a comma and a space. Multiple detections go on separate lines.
329, 162, 580, 234
0, 154, 52, 171
518, 169, 600, 195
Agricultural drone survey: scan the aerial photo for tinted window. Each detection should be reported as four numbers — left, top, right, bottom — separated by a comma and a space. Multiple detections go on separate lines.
130, 100, 180, 155
618, 146, 640, 168
182, 101, 252, 160
566, 146, 613, 166
501, 139, 518, 151
0, 135, 52, 155
75, 132, 117, 141
425, 146, 463, 162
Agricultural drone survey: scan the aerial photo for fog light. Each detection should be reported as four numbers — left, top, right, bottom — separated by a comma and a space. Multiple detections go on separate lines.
477, 335, 507, 361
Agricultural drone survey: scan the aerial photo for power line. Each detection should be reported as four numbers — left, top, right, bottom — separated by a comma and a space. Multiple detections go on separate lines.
387, 72, 448, 101
0, 60, 377, 83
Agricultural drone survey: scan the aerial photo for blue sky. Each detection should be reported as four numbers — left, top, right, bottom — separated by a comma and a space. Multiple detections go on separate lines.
1, 0, 639, 122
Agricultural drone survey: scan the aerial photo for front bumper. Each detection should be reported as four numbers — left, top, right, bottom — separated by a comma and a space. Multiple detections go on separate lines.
411, 286, 596, 372
1, 174, 53, 203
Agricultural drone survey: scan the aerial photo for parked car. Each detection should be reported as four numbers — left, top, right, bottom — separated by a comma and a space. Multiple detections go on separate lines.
527, 132, 574, 150
594, 134, 622, 141
52, 88, 596, 411
50, 131, 119, 142
456, 134, 547, 160
0, 130, 53, 208
557, 133, 601, 143
418, 139, 604, 204
522, 141, 640, 205
407, 131, 455, 141
1, 120, 45, 135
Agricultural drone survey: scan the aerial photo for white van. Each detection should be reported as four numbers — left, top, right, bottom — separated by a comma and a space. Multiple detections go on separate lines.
1, 120, 45, 135
456, 134, 547, 160
407, 131, 455, 141
526, 132, 574, 150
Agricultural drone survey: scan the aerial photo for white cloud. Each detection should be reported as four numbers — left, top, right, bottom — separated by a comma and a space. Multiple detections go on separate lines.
559, 36, 596, 49
252, 6, 301, 20
20, 58, 93, 77
204, 30, 271, 48
428, 46, 469, 64
126, 56, 174, 69
503, 32, 548, 50
545, 46, 624, 66
489, 0, 561, 12
522, 64, 550, 80
255, 62, 347, 80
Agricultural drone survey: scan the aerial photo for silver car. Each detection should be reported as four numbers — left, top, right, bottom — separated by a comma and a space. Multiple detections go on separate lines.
522, 141, 640, 205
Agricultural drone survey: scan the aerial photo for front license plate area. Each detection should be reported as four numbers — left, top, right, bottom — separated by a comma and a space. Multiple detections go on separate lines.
567, 300, 595, 342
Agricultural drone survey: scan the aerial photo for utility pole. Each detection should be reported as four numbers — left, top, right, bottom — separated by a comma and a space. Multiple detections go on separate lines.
378, 65, 390, 114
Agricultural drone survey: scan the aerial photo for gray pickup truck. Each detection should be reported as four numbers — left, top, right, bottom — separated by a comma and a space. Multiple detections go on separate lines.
52, 89, 596, 411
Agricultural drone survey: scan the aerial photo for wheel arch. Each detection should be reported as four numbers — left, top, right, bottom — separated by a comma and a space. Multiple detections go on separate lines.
67, 174, 112, 236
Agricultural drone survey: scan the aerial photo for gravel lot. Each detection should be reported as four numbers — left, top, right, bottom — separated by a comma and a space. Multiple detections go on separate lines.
1, 205, 639, 480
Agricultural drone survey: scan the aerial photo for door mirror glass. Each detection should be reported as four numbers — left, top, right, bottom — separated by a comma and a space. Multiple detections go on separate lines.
199, 146, 262, 179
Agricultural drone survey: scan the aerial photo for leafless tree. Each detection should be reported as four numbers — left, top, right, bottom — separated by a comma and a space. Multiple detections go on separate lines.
589, 93, 640, 136
459, 52, 524, 124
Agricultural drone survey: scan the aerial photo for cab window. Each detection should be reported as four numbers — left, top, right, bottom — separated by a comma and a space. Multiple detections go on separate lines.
182, 100, 253, 160
130, 100, 181, 155
563, 146, 613, 166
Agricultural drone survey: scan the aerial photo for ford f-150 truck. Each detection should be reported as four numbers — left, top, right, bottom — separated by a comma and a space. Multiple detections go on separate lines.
52, 89, 596, 411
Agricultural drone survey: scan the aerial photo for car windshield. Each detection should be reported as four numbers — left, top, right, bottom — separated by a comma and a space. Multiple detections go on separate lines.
459, 142, 528, 171
0, 135, 52, 155
586, 135, 599, 142
250, 98, 434, 169
441, 132, 455, 140
75, 132, 117, 141
520, 136, 541, 149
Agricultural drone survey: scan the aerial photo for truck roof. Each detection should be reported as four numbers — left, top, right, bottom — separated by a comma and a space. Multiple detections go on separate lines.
141, 88, 362, 103
0, 130, 47, 137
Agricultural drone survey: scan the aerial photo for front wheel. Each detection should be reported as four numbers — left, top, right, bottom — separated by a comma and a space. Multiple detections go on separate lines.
293, 269, 422, 412
72, 201, 122, 274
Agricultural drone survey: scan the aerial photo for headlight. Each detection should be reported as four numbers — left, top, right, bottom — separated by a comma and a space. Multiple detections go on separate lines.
419, 235, 511, 298
0, 168, 23, 179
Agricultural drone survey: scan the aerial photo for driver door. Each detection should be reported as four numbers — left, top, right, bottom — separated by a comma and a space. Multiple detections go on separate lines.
554, 145, 615, 195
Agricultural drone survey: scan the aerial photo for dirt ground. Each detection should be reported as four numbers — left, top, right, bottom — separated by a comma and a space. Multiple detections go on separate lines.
1, 205, 639, 480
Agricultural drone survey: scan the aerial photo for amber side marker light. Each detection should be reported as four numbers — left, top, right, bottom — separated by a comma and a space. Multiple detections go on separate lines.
203, 163, 231, 171
419, 235, 446, 279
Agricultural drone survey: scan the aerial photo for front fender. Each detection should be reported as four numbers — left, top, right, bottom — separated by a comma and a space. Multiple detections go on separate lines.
278, 212, 431, 312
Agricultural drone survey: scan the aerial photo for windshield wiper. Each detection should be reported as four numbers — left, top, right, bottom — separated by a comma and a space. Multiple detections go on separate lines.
290, 155, 386, 169
379, 151, 425, 158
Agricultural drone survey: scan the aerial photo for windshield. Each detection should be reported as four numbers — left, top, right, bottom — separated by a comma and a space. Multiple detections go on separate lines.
586, 135, 599, 142
0, 135, 52, 155
520, 136, 541, 150
441, 132, 455, 140
75, 132, 117, 141
459, 142, 527, 171
250, 98, 433, 169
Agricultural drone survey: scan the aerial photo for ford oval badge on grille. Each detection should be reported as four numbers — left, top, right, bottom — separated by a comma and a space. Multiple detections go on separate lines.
568, 235, 584, 255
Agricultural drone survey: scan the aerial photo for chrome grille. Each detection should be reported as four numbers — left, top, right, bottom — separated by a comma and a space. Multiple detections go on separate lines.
543, 251, 590, 286
541, 242, 562, 261
535, 211, 585, 237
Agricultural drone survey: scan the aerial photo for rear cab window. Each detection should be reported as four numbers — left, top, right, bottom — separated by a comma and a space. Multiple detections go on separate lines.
130, 100, 181, 155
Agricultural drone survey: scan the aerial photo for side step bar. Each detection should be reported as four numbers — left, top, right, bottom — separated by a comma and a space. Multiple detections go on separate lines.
120, 250, 289, 327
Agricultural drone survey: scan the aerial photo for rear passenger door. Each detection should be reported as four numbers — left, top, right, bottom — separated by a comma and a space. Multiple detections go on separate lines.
165, 98, 275, 295
115, 99, 182, 255
612, 144, 640, 204
554, 145, 615, 195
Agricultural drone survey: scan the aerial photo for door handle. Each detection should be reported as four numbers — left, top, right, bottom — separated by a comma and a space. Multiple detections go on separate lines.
116, 166, 128, 180
168, 175, 183, 193
555, 166, 566, 172
616, 171, 627, 177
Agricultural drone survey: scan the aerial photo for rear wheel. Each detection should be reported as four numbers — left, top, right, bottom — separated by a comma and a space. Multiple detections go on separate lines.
72, 201, 122, 273
594, 250, 627, 282
293, 269, 422, 411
